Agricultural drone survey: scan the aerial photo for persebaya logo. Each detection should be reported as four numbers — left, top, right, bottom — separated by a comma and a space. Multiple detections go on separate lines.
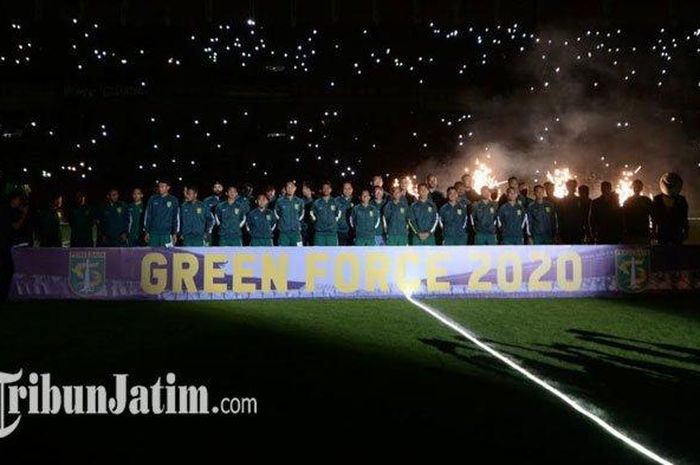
69, 251, 106, 296
615, 248, 650, 293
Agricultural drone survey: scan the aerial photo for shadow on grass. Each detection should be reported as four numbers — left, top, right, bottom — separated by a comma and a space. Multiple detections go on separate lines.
419, 328, 699, 464
0, 300, 650, 464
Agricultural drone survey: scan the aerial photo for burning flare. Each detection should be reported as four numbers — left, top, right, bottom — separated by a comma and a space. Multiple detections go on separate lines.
615, 166, 642, 206
546, 167, 575, 198
466, 158, 500, 191
393, 175, 418, 197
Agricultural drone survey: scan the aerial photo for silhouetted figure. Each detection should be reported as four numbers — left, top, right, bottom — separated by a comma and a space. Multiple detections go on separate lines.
652, 173, 688, 245
37, 194, 65, 247
578, 185, 592, 242
557, 179, 585, 244
70, 191, 95, 247
1, 191, 31, 300
623, 180, 653, 244
590, 182, 623, 244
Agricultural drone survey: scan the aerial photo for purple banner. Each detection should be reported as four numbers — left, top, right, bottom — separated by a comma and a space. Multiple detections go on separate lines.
9, 246, 700, 300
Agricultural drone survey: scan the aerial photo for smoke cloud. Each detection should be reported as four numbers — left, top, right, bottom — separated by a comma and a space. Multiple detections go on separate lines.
413, 27, 697, 207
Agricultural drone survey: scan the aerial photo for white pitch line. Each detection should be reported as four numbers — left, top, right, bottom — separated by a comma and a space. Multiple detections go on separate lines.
404, 293, 674, 465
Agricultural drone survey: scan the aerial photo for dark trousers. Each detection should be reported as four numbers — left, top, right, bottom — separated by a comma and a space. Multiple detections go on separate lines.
337, 231, 351, 246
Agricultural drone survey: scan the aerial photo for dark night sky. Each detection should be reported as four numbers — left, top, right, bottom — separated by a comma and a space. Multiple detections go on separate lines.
0, 0, 698, 210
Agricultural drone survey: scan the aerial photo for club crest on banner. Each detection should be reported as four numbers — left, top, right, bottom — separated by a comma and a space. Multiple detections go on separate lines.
69, 251, 107, 296
615, 248, 650, 293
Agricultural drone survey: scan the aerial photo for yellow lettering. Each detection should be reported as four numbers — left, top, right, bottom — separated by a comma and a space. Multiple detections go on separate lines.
468, 251, 492, 291
497, 252, 522, 292
427, 253, 450, 292
204, 254, 227, 293
173, 253, 199, 293
305, 253, 328, 292
233, 253, 257, 293
528, 251, 552, 291
557, 251, 582, 291
141, 253, 167, 295
335, 253, 360, 293
262, 254, 288, 292
396, 252, 420, 293
364, 252, 390, 292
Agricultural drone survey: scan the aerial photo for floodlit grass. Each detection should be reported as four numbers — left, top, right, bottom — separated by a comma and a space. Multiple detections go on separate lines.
0, 297, 698, 463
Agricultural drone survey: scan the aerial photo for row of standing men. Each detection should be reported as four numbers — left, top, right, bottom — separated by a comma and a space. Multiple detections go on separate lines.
20, 173, 688, 248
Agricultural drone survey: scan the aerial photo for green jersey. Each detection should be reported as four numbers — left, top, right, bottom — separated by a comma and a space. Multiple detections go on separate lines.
527, 200, 557, 238
439, 202, 468, 240
498, 192, 529, 208
274, 195, 305, 233
350, 203, 381, 239
383, 200, 411, 236
180, 200, 212, 236
335, 196, 354, 233
301, 195, 314, 238
470, 201, 498, 234
215, 199, 249, 239
497, 202, 529, 239
127, 202, 145, 239
202, 195, 222, 214
266, 195, 277, 211
246, 208, 277, 240
372, 198, 386, 235
311, 197, 342, 234
144, 194, 179, 235
409, 199, 439, 234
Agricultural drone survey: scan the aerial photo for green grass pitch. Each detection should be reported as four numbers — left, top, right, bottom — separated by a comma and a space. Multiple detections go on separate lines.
0, 296, 698, 463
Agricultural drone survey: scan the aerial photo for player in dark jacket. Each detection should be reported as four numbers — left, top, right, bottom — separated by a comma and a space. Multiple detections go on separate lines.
144, 181, 179, 247
247, 194, 277, 247
383, 186, 412, 246
439, 187, 468, 245
179, 187, 212, 246
350, 190, 381, 246
300, 182, 315, 246
527, 185, 557, 245
471, 186, 499, 245
497, 188, 529, 245
409, 184, 439, 246
311, 181, 342, 246
335, 182, 355, 246
100, 190, 128, 247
